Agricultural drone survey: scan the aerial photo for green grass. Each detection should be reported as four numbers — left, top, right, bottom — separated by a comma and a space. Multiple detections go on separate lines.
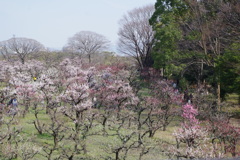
222, 94, 240, 118
226, 94, 239, 104
0, 105, 179, 160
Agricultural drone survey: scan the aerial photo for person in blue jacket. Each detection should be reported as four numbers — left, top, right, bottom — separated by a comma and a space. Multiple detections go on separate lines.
7, 93, 18, 116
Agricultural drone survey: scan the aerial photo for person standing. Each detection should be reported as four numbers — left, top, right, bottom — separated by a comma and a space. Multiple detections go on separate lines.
173, 82, 177, 89
7, 94, 18, 116
188, 93, 193, 104
0, 102, 3, 125
183, 90, 189, 104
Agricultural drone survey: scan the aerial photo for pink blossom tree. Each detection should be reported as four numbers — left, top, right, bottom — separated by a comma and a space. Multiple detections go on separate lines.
208, 114, 240, 157
138, 79, 182, 138
168, 104, 223, 159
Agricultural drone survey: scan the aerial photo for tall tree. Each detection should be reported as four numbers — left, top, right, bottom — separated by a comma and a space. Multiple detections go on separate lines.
0, 37, 45, 64
118, 4, 155, 69
149, 0, 188, 78
65, 31, 110, 63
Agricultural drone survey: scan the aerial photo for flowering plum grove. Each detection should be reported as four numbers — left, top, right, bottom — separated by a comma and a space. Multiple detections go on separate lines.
0, 59, 239, 159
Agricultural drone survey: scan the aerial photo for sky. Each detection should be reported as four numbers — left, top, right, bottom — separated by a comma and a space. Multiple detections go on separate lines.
0, 0, 156, 52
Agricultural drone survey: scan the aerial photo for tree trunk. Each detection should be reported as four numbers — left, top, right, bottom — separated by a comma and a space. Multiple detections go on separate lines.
163, 124, 167, 131
238, 95, 240, 105
116, 151, 119, 160
198, 61, 204, 86
75, 111, 80, 131
217, 82, 221, 110
149, 130, 154, 137
88, 54, 91, 63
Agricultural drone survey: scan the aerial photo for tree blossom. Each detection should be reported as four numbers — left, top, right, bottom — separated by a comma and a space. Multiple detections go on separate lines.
181, 104, 199, 128
169, 104, 223, 159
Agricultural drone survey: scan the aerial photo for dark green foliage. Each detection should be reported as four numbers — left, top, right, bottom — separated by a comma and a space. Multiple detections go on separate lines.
150, 0, 240, 101
216, 43, 240, 99
151, 12, 183, 78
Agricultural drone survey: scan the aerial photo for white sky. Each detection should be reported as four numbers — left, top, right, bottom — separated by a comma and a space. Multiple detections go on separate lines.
0, 0, 156, 51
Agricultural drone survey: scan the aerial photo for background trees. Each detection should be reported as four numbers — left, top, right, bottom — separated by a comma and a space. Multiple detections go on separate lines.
150, 0, 240, 103
117, 4, 155, 69
64, 31, 110, 63
0, 37, 45, 64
